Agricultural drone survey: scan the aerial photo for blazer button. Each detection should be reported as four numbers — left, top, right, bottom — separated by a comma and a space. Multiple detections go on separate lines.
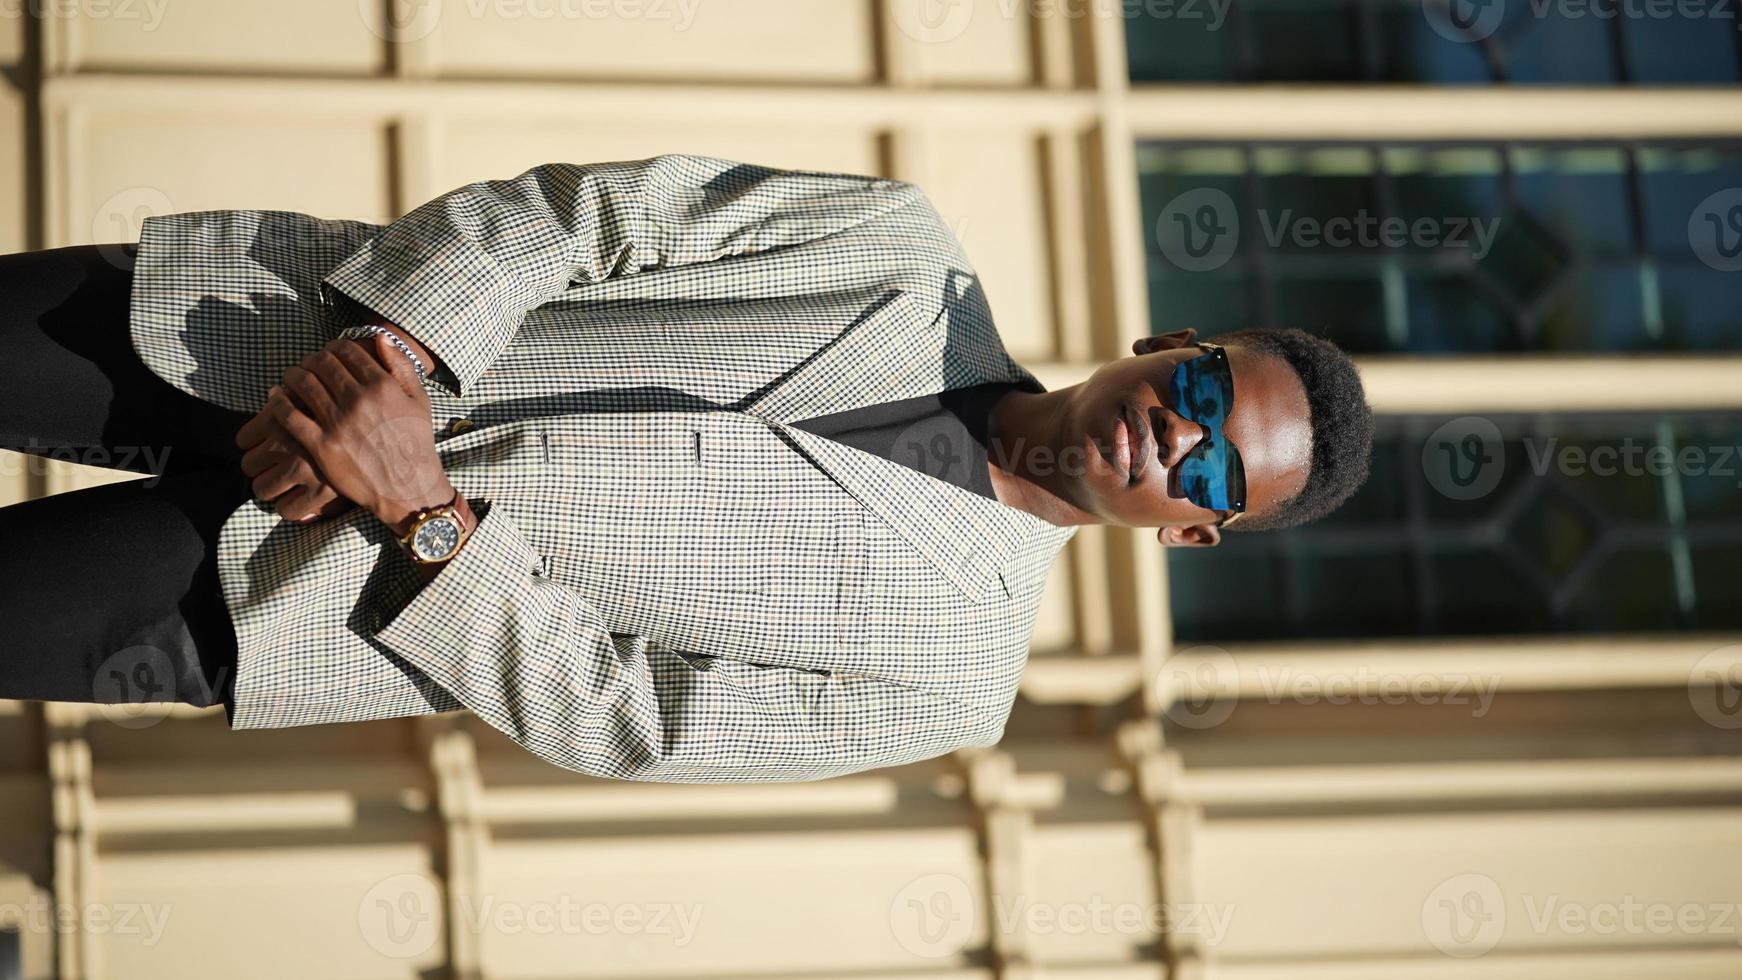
446, 417, 476, 436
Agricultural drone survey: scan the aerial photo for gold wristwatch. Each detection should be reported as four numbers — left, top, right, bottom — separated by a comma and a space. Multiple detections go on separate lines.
398, 491, 473, 565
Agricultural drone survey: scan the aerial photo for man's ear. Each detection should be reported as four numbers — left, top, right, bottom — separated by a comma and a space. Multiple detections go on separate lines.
1158, 522, 1220, 548
1132, 327, 1198, 357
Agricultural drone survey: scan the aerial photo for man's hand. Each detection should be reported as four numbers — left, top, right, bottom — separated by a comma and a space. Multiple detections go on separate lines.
236, 411, 354, 523
235, 329, 430, 524
264, 334, 454, 536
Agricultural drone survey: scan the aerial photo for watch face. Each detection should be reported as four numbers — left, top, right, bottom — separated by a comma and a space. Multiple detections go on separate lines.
412, 515, 463, 561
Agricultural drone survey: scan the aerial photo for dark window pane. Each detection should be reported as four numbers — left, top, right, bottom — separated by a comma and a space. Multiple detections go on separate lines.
1138, 139, 1742, 353
1536, 263, 1649, 351
1506, 11, 1620, 84
1270, 269, 1392, 350
1653, 262, 1742, 351
1125, 3, 1239, 80
1149, 267, 1259, 335
1127, 0, 1741, 83
1247, 0, 1365, 81
1168, 412, 1742, 642
1403, 274, 1514, 351
1623, 15, 1742, 83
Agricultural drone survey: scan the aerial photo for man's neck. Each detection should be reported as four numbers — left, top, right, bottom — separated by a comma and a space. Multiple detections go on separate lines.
985, 387, 1100, 526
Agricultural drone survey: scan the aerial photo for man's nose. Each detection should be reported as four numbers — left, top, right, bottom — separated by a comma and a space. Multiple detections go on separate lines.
1150, 407, 1206, 469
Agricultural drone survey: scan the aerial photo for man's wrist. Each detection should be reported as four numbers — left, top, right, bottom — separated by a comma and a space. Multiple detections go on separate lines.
374, 479, 460, 539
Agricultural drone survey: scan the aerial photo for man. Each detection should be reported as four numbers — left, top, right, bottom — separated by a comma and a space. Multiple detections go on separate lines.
128, 154, 1372, 781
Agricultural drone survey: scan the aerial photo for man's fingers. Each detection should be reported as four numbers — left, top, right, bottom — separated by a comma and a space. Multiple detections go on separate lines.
273, 484, 324, 523
235, 409, 274, 450
283, 365, 342, 425
266, 386, 324, 450
327, 336, 390, 387
239, 439, 281, 478
251, 455, 313, 504
239, 425, 304, 478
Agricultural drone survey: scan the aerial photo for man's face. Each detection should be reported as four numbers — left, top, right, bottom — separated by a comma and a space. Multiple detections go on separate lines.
1057, 330, 1313, 545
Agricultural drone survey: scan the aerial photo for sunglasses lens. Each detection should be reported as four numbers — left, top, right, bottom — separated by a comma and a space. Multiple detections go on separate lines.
1178, 438, 1246, 512
1168, 348, 1234, 428
1170, 348, 1246, 512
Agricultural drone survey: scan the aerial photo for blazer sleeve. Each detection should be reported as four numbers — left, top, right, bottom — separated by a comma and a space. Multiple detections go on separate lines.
364, 498, 1003, 783
317, 154, 925, 398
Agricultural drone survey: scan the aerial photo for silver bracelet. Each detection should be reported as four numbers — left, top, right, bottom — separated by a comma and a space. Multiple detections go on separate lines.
336, 324, 429, 383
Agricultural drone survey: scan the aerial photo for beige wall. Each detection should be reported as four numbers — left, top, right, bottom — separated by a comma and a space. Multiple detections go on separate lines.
2, 2, 1741, 979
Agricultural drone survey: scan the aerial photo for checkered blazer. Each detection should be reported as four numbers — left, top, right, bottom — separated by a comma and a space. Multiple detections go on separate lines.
130, 154, 1079, 782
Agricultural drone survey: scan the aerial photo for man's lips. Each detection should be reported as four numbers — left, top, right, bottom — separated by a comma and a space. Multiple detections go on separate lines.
1112, 410, 1132, 479
1111, 402, 1154, 486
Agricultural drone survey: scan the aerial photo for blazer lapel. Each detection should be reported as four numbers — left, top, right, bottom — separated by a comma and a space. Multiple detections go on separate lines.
738, 287, 1064, 603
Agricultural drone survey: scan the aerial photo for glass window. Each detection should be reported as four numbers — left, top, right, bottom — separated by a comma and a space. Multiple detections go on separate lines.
1167, 412, 1742, 642
1139, 140, 1742, 353
1126, 0, 1742, 84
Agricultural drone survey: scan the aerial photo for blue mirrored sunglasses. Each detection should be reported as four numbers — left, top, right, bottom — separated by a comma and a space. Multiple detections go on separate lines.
1166, 341, 1246, 526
